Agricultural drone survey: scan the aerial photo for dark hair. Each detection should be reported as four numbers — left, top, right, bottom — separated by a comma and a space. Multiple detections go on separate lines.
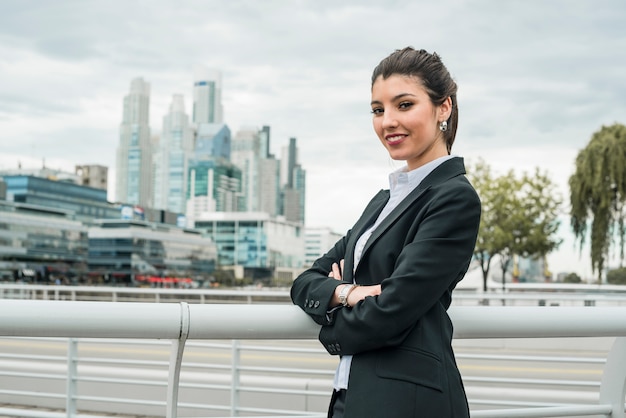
371, 47, 458, 153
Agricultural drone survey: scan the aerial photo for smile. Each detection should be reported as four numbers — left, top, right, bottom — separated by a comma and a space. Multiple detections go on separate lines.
385, 134, 406, 145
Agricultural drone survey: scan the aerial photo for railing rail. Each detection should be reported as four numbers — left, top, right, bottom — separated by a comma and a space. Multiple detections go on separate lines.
0, 300, 625, 417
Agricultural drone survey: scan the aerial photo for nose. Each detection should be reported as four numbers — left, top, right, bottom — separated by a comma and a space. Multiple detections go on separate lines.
382, 109, 398, 130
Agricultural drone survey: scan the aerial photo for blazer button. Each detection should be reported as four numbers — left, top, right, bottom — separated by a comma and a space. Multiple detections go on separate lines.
335, 343, 341, 352
314, 301, 320, 308
308, 300, 314, 308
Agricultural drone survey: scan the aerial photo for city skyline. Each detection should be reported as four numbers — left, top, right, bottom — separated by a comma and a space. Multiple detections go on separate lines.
1, 1, 625, 278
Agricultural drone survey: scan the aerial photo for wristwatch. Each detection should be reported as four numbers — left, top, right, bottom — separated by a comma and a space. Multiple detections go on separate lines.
338, 284, 358, 307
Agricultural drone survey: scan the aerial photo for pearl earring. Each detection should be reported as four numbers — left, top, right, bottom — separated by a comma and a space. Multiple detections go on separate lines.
439, 121, 448, 132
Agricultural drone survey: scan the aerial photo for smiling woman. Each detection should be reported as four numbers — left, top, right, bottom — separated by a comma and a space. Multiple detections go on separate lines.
290, 47, 481, 418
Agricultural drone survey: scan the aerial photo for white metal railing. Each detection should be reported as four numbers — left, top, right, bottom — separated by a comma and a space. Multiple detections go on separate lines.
0, 301, 625, 418
3, 282, 626, 307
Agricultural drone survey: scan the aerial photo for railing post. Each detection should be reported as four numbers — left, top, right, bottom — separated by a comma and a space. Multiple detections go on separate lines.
231, 340, 241, 416
66, 338, 78, 418
598, 336, 626, 417
166, 302, 190, 418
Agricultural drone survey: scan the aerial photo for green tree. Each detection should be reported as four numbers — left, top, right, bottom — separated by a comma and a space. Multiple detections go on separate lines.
563, 272, 582, 283
606, 267, 626, 285
570, 123, 626, 280
469, 160, 562, 291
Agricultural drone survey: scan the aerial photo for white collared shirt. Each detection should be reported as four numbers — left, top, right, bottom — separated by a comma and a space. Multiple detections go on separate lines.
333, 155, 455, 390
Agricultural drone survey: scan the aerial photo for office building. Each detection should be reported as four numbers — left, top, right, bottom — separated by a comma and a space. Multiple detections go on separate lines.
152, 94, 194, 214
0, 200, 88, 283
230, 127, 261, 212
75, 164, 108, 191
193, 66, 223, 124
116, 77, 153, 208
1, 175, 120, 223
195, 123, 231, 160
88, 219, 217, 286
194, 212, 305, 280
304, 226, 343, 267
280, 137, 306, 223
186, 158, 245, 224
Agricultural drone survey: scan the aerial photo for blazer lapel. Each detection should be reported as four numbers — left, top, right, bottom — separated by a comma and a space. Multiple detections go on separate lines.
343, 189, 389, 281
358, 158, 467, 264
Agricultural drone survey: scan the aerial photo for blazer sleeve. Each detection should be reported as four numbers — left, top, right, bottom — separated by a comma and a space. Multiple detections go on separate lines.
290, 232, 350, 326
319, 180, 481, 354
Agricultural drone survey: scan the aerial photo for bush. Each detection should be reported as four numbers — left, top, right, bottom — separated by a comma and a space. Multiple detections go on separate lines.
563, 272, 582, 283
606, 267, 626, 285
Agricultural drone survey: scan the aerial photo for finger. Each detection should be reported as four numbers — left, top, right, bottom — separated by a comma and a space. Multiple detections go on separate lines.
340, 259, 345, 274
332, 262, 342, 280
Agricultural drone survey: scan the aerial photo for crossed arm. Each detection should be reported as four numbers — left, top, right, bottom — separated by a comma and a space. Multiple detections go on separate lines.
328, 259, 381, 307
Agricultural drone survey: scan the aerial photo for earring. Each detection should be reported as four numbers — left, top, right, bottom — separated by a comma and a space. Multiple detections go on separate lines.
439, 121, 448, 132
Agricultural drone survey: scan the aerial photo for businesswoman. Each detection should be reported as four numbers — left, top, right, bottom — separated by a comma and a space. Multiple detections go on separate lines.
291, 47, 481, 418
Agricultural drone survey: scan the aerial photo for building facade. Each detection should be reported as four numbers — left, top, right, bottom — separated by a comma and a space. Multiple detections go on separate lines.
2, 175, 120, 223
0, 201, 88, 283
75, 164, 108, 191
193, 66, 223, 124
186, 158, 245, 224
152, 94, 194, 214
116, 77, 152, 208
88, 219, 217, 286
194, 212, 305, 279
304, 226, 343, 267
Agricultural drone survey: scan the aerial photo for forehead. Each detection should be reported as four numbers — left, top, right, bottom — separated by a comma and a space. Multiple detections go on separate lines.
371, 74, 428, 98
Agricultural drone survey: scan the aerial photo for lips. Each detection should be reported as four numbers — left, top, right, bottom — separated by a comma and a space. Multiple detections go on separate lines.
385, 134, 406, 146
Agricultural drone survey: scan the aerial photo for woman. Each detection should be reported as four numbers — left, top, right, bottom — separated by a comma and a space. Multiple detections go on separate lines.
290, 47, 481, 418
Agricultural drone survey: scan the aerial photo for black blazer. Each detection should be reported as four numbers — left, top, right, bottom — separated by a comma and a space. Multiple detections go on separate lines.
291, 157, 481, 418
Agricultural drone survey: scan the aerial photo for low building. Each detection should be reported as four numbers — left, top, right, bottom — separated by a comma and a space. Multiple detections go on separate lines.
194, 212, 305, 282
304, 226, 343, 267
0, 201, 88, 283
88, 219, 217, 286
2, 175, 120, 224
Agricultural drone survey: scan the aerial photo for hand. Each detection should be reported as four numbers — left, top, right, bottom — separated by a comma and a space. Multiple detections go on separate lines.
328, 259, 344, 281
347, 284, 381, 307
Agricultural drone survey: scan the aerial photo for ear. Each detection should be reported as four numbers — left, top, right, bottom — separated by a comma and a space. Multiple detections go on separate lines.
438, 96, 453, 122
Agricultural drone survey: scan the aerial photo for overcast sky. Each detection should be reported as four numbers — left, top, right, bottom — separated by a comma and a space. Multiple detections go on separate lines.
1, 0, 625, 278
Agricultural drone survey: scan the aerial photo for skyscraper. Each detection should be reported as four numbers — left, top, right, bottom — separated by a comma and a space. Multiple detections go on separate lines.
116, 78, 152, 208
280, 137, 306, 223
193, 66, 223, 124
230, 127, 261, 212
152, 94, 194, 214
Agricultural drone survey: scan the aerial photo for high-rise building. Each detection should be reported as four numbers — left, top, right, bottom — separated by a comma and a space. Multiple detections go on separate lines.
230, 127, 261, 212
116, 78, 152, 208
192, 66, 223, 124
195, 123, 231, 160
186, 158, 245, 224
152, 94, 194, 214
280, 137, 306, 223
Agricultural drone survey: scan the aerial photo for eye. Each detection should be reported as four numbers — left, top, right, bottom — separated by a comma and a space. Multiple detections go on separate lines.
371, 107, 384, 115
398, 101, 413, 110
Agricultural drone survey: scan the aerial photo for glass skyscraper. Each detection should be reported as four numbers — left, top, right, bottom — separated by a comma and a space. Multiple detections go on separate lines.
152, 94, 194, 214
193, 65, 223, 124
116, 78, 152, 209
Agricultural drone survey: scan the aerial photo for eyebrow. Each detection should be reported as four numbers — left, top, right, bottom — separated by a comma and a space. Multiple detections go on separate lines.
370, 92, 417, 106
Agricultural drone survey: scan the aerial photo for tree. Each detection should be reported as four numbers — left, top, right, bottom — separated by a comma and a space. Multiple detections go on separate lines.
468, 160, 511, 291
563, 272, 582, 284
606, 267, 626, 285
469, 160, 562, 291
570, 123, 626, 281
